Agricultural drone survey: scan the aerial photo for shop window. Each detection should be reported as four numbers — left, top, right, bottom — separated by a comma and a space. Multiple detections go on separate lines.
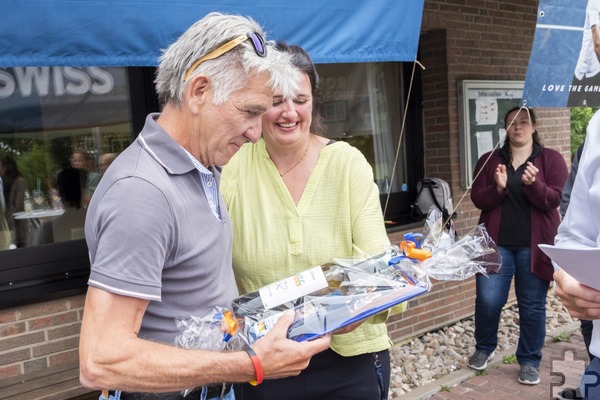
0, 63, 421, 308
316, 62, 423, 228
0, 67, 155, 308
0, 67, 133, 249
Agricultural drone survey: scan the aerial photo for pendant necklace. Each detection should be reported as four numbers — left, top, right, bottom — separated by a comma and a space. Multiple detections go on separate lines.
278, 137, 311, 177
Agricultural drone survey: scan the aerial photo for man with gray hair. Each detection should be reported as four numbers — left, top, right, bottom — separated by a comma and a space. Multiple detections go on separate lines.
79, 12, 330, 400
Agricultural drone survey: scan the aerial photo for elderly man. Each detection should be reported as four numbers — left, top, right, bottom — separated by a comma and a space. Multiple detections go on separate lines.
79, 12, 330, 400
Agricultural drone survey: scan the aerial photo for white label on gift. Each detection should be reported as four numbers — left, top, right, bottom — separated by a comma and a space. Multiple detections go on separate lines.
259, 266, 328, 309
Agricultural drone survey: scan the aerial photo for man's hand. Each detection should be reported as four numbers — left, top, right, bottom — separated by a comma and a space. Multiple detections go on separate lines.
251, 310, 331, 380
554, 268, 600, 320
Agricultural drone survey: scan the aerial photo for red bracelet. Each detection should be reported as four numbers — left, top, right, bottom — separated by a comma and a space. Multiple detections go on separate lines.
244, 347, 264, 386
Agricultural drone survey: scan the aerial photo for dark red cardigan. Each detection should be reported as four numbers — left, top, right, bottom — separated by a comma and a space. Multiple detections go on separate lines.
470, 147, 568, 281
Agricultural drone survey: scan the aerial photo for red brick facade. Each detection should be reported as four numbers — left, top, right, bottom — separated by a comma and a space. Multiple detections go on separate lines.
0, 0, 573, 379
0, 295, 84, 378
385, 0, 571, 343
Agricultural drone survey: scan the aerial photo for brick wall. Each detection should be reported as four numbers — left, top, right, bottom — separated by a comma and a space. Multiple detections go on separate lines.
384, 0, 572, 343
0, 0, 574, 380
0, 295, 84, 379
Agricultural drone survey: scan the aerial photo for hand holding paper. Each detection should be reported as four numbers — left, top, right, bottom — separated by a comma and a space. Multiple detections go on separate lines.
539, 244, 600, 320
553, 268, 600, 321
539, 244, 600, 291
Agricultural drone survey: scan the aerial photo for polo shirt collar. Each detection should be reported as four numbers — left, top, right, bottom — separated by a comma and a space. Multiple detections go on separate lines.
136, 113, 197, 175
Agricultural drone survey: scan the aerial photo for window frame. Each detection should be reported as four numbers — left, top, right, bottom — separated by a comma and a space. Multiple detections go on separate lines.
379, 61, 424, 229
0, 67, 158, 309
0, 61, 422, 308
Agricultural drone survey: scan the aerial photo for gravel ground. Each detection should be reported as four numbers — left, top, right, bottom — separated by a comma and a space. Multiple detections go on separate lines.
388, 291, 576, 398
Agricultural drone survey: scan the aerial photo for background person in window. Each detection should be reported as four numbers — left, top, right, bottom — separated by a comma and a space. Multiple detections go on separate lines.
79, 13, 330, 400
468, 107, 567, 385
0, 164, 10, 250
70, 149, 100, 207
32, 167, 87, 245
0, 155, 29, 247
221, 43, 404, 400
98, 152, 117, 175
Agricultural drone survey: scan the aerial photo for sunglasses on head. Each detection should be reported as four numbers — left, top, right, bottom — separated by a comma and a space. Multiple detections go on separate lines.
183, 32, 266, 81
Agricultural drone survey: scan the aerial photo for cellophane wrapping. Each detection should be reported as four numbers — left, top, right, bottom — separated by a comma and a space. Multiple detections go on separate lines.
418, 209, 501, 280
231, 254, 430, 345
174, 209, 500, 350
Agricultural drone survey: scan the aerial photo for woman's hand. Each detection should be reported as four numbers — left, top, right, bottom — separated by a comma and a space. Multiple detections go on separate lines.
494, 164, 507, 192
522, 161, 538, 185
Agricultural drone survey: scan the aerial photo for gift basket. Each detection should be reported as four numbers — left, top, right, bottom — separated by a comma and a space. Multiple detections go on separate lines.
175, 209, 501, 350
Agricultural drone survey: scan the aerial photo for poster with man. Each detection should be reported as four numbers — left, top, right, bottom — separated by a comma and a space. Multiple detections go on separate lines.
523, 0, 600, 107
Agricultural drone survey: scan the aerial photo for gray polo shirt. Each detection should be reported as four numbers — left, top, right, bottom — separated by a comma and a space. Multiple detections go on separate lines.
86, 113, 238, 344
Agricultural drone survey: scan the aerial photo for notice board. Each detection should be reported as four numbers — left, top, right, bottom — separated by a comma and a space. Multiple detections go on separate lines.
458, 80, 524, 188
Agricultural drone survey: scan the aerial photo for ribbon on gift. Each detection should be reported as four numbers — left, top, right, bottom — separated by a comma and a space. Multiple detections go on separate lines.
400, 232, 432, 261
220, 310, 238, 342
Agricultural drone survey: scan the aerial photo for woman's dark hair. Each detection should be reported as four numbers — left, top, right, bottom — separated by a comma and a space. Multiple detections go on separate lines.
57, 167, 87, 209
0, 155, 22, 184
502, 106, 541, 161
275, 42, 326, 136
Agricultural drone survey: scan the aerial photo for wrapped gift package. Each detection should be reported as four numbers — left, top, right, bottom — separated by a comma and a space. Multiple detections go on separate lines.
175, 209, 501, 349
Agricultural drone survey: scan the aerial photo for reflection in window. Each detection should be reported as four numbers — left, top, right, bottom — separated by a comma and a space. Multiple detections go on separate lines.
0, 67, 133, 251
316, 63, 408, 195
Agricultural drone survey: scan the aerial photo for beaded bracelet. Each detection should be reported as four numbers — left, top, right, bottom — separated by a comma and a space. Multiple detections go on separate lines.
244, 347, 264, 386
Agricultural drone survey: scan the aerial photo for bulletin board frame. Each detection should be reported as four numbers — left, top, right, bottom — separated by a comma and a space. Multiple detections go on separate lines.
458, 80, 524, 188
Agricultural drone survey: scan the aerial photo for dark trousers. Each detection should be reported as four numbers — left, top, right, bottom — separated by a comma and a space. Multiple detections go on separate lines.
234, 348, 390, 400
581, 319, 594, 362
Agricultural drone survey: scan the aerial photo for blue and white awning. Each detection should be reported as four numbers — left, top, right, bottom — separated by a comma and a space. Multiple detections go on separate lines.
1, 0, 424, 66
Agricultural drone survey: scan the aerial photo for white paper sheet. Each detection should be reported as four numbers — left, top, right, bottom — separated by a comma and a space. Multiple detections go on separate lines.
476, 131, 493, 159
539, 244, 600, 291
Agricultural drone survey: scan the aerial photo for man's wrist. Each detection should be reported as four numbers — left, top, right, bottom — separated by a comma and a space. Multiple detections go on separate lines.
244, 347, 264, 386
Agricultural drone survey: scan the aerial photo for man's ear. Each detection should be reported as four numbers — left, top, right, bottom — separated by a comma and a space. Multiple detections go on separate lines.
186, 75, 210, 114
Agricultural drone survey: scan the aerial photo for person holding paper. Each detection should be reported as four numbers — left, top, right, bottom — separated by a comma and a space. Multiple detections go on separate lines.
221, 43, 404, 400
555, 139, 595, 400
554, 110, 600, 400
469, 106, 568, 385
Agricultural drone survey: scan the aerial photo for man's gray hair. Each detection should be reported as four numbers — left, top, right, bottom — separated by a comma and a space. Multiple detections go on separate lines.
155, 12, 298, 107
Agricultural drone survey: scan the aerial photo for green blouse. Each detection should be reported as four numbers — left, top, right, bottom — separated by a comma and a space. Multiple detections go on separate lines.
221, 138, 406, 356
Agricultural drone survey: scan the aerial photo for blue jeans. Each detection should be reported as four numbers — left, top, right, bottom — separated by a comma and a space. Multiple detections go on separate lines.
116, 386, 234, 400
202, 386, 234, 400
474, 246, 550, 367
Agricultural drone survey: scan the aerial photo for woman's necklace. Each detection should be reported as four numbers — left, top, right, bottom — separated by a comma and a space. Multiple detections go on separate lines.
511, 147, 532, 167
278, 137, 311, 177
